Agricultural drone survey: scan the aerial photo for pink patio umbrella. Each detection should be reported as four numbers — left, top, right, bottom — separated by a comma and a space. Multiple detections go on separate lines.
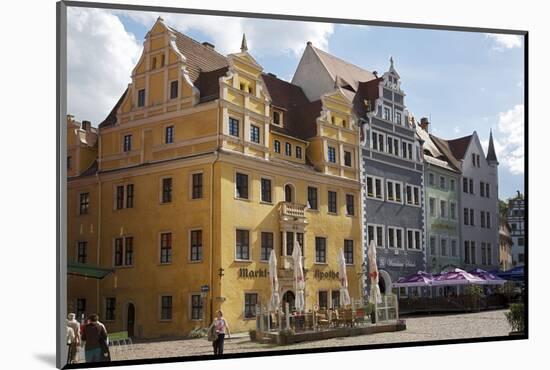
337, 248, 352, 306
268, 249, 281, 311
367, 240, 382, 304
431, 268, 485, 286
292, 242, 305, 313
392, 271, 434, 288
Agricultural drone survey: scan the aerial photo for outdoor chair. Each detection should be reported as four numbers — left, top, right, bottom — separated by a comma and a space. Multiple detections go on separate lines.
316, 310, 330, 329
354, 308, 367, 326
342, 308, 354, 327
332, 309, 344, 327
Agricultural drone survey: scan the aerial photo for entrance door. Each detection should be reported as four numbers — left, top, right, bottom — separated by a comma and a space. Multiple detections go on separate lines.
282, 291, 295, 312
378, 278, 386, 295
127, 303, 135, 338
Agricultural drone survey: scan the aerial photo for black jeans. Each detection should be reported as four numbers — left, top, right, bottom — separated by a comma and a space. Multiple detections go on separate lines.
213, 333, 225, 355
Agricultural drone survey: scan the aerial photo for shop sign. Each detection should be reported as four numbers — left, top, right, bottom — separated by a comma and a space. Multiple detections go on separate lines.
238, 268, 268, 278
313, 269, 340, 280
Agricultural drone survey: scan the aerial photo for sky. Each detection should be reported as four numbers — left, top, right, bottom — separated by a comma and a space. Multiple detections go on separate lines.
66, 7, 525, 200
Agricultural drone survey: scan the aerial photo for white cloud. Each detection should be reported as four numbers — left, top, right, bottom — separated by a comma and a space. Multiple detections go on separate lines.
67, 8, 141, 126
482, 104, 524, 175
119, 11, 334, 56
485, 33, 522, 51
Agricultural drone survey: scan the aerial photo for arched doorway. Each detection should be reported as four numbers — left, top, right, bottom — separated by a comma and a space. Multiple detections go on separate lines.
127, 303, 135, 338
284, 184, 293, 203
282, 291, 295, 312
378, 270, 392, 295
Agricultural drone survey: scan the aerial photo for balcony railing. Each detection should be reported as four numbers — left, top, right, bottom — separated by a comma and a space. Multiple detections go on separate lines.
279, 202, 307, 219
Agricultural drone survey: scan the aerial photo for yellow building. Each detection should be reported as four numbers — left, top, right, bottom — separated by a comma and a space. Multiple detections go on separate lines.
67, 18, 363, 338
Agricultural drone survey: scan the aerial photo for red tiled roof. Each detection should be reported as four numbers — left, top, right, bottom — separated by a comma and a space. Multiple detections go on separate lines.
446, 134, 473, 160
262, 73, 322, 141
98, 88, 128, 128
429, 134, 463, 172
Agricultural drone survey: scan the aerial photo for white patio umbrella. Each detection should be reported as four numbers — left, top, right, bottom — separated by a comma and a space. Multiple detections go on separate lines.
367, 240, 382, 304
292, 242, 305, 313
268, 249, 281, 312
338, 248, 352, 306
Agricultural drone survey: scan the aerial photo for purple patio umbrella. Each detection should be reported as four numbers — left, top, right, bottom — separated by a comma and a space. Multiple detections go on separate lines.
468, 268, 506, 285
431, 268, 484, 286
392, 271, 434, 288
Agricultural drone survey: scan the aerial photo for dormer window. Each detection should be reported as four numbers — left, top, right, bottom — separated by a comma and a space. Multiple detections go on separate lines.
240, 83, 246, 91
273, 111, 281, 125
331, 116, 335, 124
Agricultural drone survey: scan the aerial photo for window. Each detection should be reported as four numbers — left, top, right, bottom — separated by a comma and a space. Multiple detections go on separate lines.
486, 183, 490, 198
481, 243, 487, 265
190, 230, 202, 261
386, 181, 402, 203
307, 187, 318, 210
407, 229, 421, 250
518, 237, 524, 246
274, 140, 281, 153
387, 136, 393, 155
367, 225, 385, 248
451, 239, 458, 257
170, 80, 178, 99
487, 244, 492, 265
472, 153, 476, 167
79, 192, 90, 215
464, 208, 469, 225
261, 232, 274, 261
76, 299, 86, 321
235, 173, 249, 199
273, 111, 281, 125
406, 185, 420, 206
408, 143, 413, 160
440, 176, 446, 190
152, 56, 157, 69
428, 173, 435, 186
331, 290, 340, 309
344, 240, 354, 264
328, 146, 336, 163
448, 202, 456, 220
126, 184, 134, 208
476, 155, 480, 168
402, 141, 408, 159
161, 54, 165, 66
384, 107, 391, 120
464, 241, 470, 264
124, 237, 134, 266
77, 241, 87, 264
315, 237, 327, 263
395, 112, 402, 125
469, 179, 474, 194
190, 173, 203, 200
105, 298, 116, 321
371, 131, 385, 151
470, 209, 475, 226
318, 291, 328, 310
296, 146, 302, 159
236, 230, 250, 260
372, 131, 378, 150
328, 191, 337, 213
430, 236, 437, 256
429, 198, 436, 217
286, 232, 294, 256
244, 293, 258, 319
344, 151, 352, 166
470, 241, 477, 264
160, 232, 172, 264
450, 179, 456, 192
284, 184, 293, 202
160, 296, 172, 320
123, 134, 132, 152
463, 178, 468, 193
114, 238, 123, 266
440, 200, 447, 218
229, 117, 239, 137
346, 194, 355, 216
162, 178, 172, 203
137, 89, 145, 107
366, 176, 384, 200
191, 294, 203, 320
441, 238, 448, 256
165, 126, 174, 144
285, 142, 292, 156
481, 211, 486, 228
250, 125, 260, 143
486, 212, 491, 228
116, 185, 124, 209
480, 181, 485, 197
261, 178, 272, 203
388, 227, 403, 249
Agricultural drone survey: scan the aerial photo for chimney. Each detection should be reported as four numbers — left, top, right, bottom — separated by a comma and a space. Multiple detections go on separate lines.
420, 117, 429, 132
81, 120, 91, 131
202, 41, 215, 50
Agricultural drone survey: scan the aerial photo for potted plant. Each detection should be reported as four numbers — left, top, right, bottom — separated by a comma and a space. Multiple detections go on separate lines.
505, 303, 525, 335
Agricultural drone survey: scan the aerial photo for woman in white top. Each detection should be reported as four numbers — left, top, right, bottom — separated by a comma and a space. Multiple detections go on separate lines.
209, 310, 231, 355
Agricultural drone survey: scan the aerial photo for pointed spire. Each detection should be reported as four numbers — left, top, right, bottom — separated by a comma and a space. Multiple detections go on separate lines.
390, 55, 394, 69
486, 129, 499, 164
241, 33, 248, 52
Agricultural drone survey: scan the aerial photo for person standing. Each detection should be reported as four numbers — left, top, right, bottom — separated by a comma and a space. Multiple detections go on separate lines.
81, 314, 109, 363
209, 310, 231, 355
66, 313, 81, 364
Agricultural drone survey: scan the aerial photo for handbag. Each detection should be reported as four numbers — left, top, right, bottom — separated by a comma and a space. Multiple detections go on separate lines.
207, 325, 217, 342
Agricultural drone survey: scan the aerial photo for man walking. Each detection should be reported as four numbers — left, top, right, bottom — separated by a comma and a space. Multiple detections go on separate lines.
81, 314, 109, 363
66, 313, 81, 363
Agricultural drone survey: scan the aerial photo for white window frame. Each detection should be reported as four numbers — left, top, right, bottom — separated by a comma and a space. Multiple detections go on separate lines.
188, 228, 203, 263
440, 200, 447, 219
366, 175, 384, 201
158, 294, 174, 322
189, 170, 204, 201
429, 197, 436, 217
189, 293, 204, 321
388, 226, 405, 249
235, 228, 252, 262
370, 130, 386, 152
439, 176, 447, 190
406, 228, 422, 250
386, 180, 403, 204
234, 169, 251, 201
367, 223, 385, 248
112, 235, 134, 268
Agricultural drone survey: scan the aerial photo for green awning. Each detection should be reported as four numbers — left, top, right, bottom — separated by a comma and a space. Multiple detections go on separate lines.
67, 262, 114, 279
